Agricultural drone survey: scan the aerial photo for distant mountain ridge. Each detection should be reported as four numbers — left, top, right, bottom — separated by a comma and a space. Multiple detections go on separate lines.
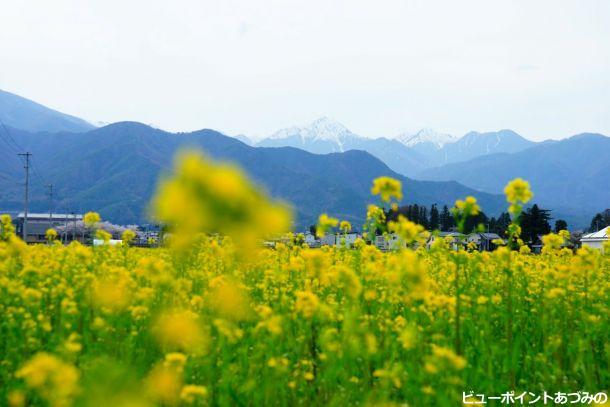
0, 89, 605, 229
396, 128, 456, 149
418, 133, 610, 227
258, 117, 430, 175
255, 118, 538, 176
0, 89, 95, 133
0, 122, 506, 228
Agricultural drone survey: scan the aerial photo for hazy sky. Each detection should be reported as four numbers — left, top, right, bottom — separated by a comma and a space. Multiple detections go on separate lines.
1, 0, 609, 141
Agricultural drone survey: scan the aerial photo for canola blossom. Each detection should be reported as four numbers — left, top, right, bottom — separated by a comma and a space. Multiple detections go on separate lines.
0, 158, 609, 406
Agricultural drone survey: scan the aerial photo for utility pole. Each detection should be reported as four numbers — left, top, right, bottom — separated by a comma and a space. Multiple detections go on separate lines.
47, 184, 54, 225
18, 152, 31, 241
71, 211, 76, 243
63, 215, 69, 244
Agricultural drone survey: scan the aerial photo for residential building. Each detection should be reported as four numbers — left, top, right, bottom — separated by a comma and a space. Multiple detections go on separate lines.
13, 213, 83, 244
580, 227, 609, 250
427, 232, 466, 251
467, 232, 502, 251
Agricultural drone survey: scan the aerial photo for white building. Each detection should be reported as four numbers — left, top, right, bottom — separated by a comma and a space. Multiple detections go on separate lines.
320, 234, 336, 246
427, 232, 465, 251
580, 227, 609, 250
374, 233, 405, 251
303, 232, 317, 246
467, 233, 502, 251
335, 232, 359, 247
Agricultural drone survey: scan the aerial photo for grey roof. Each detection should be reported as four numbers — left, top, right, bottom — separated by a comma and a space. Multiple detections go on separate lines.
16, 213, 83, 220
478, 233, 502, 239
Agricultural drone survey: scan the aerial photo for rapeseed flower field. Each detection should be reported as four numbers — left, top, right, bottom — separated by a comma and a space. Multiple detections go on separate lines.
1, 152, 608, 406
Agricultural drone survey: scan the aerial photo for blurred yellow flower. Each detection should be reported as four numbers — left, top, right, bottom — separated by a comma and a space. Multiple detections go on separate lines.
371, 176, 403, 203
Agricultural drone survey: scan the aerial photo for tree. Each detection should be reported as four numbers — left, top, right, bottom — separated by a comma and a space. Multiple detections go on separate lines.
309, 224, 317, 235
440, 205, 455, 231
589, 210, 610, 232
429, 204, 440, 231
489, 212, 511, 237
462, 211, 489, 234
520, 204, 552, 244
554, 219, 568, 233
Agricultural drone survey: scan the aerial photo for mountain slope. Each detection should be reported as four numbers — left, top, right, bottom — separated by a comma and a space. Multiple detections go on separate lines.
418, 133, 610, 221
0, 122, 505, 227
411, 129, 536, 167
258, 117, 429, 176
0, 89, 95, 133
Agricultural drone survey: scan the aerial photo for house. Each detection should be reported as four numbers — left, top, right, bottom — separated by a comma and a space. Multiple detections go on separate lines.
427, 232, 466, 251
580, 227, 609, 250
320, 234, 336, 246
374, 233, 405, 251
303, 232, 317, 246
467, 232, 502, 251
13, 213, 83, 244
335, 232, 359, 247
530, 234, 571, 253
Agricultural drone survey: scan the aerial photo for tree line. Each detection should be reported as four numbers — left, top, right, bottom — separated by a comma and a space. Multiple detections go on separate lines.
386, 203, 568, 244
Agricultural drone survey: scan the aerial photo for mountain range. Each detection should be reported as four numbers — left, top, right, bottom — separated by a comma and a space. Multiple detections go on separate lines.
0, 89, 94, 133
0, 122, 505, 228
418, 133, 610, 227
1, 89, 608, 229
253, 118, 540, 176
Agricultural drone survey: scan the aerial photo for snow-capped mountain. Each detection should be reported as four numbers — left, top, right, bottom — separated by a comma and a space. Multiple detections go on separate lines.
396, 128, 456, 149
254, 118, 538, 177
261, 117, 358, 153
257, 117, 429, 175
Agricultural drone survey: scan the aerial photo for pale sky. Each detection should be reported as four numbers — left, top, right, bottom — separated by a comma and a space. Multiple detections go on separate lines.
1, 0, 609, 141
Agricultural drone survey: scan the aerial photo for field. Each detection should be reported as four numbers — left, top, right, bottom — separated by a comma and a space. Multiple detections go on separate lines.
1, 152, 609, 406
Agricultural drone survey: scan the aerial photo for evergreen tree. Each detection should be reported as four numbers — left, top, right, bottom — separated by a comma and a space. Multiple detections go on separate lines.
440, 205, 454, 231
420, 206, 429, 229
554, 219, 568, 233
520, 204, 552, 244
429, 204, 440, 231
589, 210, 610, 232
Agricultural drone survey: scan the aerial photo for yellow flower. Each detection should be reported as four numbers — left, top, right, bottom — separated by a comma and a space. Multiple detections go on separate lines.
453, 196, 480, 217
45, 228, 58, 242
83, 211, 101, 227
16, 353, 80, 407
121, 229, 137, 244
504, 178, 533, 214
95, 229, 112, 243
153, 309, 209, 354
295, 291, 319, 318
339, 220, 352, 233
371, 176, 403, 203
180, 385, 208, 404
388, 215, 426, 244
145, 364, 182, 405
209, 278, 251, 321
541, 232, 564, 253
316, 213, 339, 238
150, 150, 292, 253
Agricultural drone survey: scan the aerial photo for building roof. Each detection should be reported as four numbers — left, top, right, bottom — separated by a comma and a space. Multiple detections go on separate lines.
438, 231, 465, 237
470, 232, 502, 240
16, 213, 83, 220
581, 227, 609, 241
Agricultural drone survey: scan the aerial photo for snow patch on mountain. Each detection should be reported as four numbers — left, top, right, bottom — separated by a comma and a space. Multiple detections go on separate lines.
266, 117, 359, 152
396, 128, 456, 149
